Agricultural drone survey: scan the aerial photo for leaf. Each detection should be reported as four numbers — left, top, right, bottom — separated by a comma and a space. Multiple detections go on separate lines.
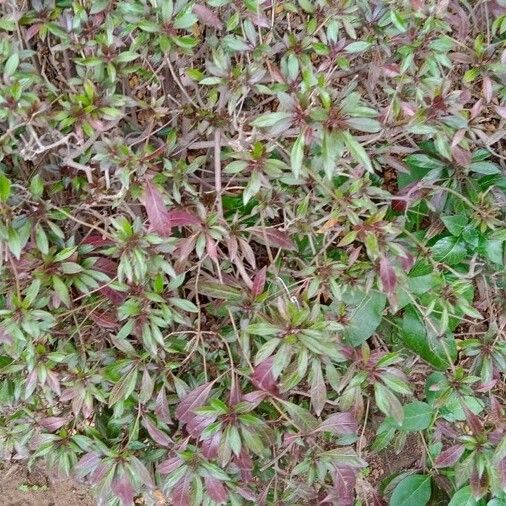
204, 475, 228, 504
435, 445, 465, 468
398, 401, 433, 431
390, 474, 431, 506
108, 366, 138, 407
316, 412, 357, 435
198, 281, 243, 302
141, 180, 171, 236
442, 215, 468, 236
250, 227, 295, 250
39, 417, 67, 432
251, 359, 279, 395
400, 306, 454, 369
4, 52, 19, 78
310, 360, 326, 416
193, 4, 223, 29
432, 236, 467, 265
342, 290, 386, 346
175, 382, 214, 423
142, 417, 173, 447
345, 41, 372, 53
469, 161, 500, 175
167, 209, 201, 227
251, 266, 267, 297
332, 466, 357, 506
374, 383, 403, 424
280, 400, 319, 432
0, 173, 11, 202
379, 256, 397, 294
250, 112, 293, 128
112, 478, 135, 506
290, 135, 304, 179
448, 486, 480, 506
339, 131, 373, 172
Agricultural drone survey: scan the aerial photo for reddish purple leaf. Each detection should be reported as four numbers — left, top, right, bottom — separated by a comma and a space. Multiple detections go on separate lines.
45, 371, 60, 395
464, 407, 483, 434
499, 458, 506, 488
251, 359, 279, 395
75, 452, 101, 477
26, 23, 41, 41
175, 381, 214, 424
470, 468, 488, 499
186, 413, 217, 438
435, 445, 465, 468
112, 477, 135, 506
241, 390, 266, 409
155, 387, 171, 424
316, 412, 358, 435
89, 310, 118, 329
204, 475, 228, 504
236, 448, 253, 482
39, 416, 67, 432
332, 466, 357, 506
202, 430, 221, 459
141, 180, 171, 237
193, 4, 223, 29
167, 209, 201, 227
142, 417, 173, 447
171, 473, 192, 506
250, 227, 295, 250
379, 256, 397, 294
159, 456, 183, 475
80, 234, 113, 247
0, 326, 12, 344
251, 266, 267, 297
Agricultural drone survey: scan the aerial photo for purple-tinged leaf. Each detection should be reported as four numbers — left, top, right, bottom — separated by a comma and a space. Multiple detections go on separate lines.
250, 227, 295, 250
251, 359, 279, 395
75, 452, 101, 478
167, 209, 201, 227
241, 390, 266, 409
202, 430, 221, 459
155, 387, 171, 424
39, 417, 67, 432
316, 412, 357, 435
89, 462, 110, 484
142, 417, 173, 447
0, 326, 12, 344
470, 468, 487, 499
464, 406, 483, 434
187, 413, 217, 438
129, 456, 154, 488
45, 370, 61, 396
435, 445, 465, 468
193, 4, 223, 29
175, 381, 214, 424
112, 477, 135, 506
499, 458, 506, 488
310, 360, 326, 416
141, 180, 171, 237
159, 456, 183, 475
251, 266, 267, 297
379, 256, 397, 294
236, 448, 253, 482
139, 369, 154, 404
332, 466, 357, 506
236, 486, 257, 501
204, 475, 228, 504
496, 105, 506, 118
171, 473, 192, 506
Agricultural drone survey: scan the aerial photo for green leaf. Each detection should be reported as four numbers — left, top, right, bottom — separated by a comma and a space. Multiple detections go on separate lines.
441, 215, 468, 236
280, 400, 319, 432
52, 276, 71, 307
432, 236, 467, 265
390, 475, 431, 506
4, 52, 19, 78
448, 486, 482, 506
397, 401, 433, 431
108, 366, 138, 406
400, 306, 454, 369
375, 383, 403, 424
339, 131, 373, 172
290, 135, 304, 179
0, 173, 11, 202
342, 290, 386, 346
469, 161, 500, 175
345, 41, 372, 53
250, 112, 293, 128
198, 281, 243, 302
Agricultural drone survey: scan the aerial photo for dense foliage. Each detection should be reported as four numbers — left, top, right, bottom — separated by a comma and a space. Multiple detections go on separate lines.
0, 0, 505, 504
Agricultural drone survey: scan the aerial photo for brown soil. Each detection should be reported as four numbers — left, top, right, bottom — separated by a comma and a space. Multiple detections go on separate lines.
0, 462, 93, 506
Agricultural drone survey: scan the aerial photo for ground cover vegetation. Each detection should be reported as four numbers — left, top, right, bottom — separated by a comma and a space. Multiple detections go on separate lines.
0, 0, 505, 504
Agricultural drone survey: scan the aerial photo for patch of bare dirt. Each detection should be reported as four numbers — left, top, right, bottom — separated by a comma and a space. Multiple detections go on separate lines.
0, 463, 93, 506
